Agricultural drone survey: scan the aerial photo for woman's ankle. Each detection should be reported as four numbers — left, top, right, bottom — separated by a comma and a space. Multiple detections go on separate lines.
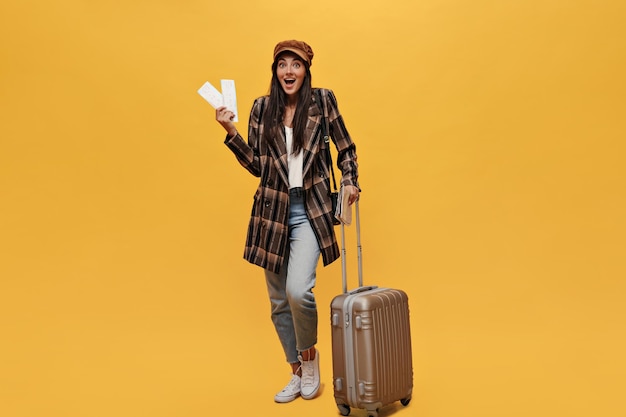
300, 346, 316, 361
290, 361, 301, 376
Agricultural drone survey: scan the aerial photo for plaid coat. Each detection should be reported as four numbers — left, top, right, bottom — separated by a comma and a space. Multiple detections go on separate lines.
224, 88, 359, 273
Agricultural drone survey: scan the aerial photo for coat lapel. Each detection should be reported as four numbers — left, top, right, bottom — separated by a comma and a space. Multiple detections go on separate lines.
268, 126, 290, 188
301, 94, 324, 178
268, 92, 324, 188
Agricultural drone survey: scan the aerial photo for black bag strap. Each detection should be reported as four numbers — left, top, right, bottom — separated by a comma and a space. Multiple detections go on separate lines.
317, 89, 338, 193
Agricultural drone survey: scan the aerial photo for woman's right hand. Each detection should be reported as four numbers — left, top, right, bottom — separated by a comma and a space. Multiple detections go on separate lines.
216, 106, 238, 137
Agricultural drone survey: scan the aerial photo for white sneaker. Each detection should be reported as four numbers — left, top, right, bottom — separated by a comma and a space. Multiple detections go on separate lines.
274, 374, 301, 403
299, 350, 320, 399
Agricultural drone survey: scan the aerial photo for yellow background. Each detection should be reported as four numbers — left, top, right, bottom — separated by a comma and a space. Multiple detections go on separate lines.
1, 1, 624, 416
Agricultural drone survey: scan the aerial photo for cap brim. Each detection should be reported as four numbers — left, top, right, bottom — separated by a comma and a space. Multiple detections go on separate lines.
274, 47, 309, 64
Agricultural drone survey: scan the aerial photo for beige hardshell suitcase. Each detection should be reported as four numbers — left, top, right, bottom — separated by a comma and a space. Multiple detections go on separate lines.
330, 201, 413, 417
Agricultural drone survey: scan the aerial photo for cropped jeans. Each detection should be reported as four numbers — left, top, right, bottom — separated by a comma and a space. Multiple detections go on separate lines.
264, 188, 321, 364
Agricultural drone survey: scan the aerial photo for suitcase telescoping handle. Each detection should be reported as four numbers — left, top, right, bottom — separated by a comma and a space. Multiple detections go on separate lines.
340, 199, 370, 294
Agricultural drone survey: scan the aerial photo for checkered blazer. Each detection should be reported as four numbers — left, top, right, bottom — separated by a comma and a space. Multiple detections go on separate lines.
224, 88, 359, 273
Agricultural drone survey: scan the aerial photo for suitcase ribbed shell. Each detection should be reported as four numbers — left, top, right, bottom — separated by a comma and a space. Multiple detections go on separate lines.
331, 287, 413, 417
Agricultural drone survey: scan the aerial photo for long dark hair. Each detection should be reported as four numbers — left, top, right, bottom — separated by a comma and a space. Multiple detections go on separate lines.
262, 57, 312, 155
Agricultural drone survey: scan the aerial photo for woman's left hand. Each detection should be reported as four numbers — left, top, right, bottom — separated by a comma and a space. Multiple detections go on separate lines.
344, 185, 360, 205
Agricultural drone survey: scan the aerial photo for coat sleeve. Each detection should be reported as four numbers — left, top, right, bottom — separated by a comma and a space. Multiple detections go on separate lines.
224, 97, 265, 178
325, 89, 360, 190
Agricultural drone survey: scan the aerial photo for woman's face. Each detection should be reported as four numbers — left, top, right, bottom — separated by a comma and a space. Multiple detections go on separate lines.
276, 53, 306, 99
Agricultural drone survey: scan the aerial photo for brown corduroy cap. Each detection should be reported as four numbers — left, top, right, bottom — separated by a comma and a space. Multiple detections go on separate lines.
273, 40, 314, 66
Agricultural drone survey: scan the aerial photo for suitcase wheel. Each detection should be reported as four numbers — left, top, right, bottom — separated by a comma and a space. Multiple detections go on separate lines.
337, 404, 350, 416
401, 397, 412, 406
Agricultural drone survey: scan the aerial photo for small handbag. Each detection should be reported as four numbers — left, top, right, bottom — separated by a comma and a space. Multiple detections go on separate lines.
317, 89, 340, 225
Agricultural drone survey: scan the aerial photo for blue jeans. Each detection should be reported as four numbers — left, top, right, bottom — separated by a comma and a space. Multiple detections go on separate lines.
265, 188, 321, 364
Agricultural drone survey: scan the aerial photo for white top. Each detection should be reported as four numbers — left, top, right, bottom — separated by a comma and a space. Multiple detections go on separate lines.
285, 127, 303, 189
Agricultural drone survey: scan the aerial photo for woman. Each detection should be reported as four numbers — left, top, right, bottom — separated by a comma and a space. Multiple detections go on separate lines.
215, 39, 360, 403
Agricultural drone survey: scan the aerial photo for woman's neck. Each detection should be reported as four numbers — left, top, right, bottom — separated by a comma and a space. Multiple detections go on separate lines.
284, 100, 297, 128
